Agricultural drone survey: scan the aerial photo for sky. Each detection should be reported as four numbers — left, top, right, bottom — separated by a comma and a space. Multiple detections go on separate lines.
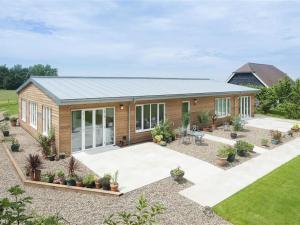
0, 0, 300, 80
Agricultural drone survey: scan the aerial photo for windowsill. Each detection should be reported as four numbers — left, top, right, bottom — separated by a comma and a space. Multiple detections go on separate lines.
136, 128, 154, 133
216, 114, 231, 118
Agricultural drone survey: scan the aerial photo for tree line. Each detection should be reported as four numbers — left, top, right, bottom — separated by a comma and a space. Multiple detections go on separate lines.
256, 77, 300, 119
0, 64, 58, 90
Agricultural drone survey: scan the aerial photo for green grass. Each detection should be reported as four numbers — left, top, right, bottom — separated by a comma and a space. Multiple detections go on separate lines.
0, 89, 18, 116
213, 156, 300, 225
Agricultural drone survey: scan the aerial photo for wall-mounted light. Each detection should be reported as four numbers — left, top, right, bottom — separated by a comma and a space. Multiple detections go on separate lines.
193, 99, 198, 105
120, 104, 124, 110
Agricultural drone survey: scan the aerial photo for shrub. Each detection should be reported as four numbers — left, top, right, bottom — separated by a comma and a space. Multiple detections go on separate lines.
217, 145, 235, 159
37, 129, 56, 157
234, 140, 254, 156
3, 112, 10, 120
103, 195, 165, 225
0, 121, 9, 132
100, 174, 112, 190
261, 138, 269, 146
271, 130, 282, 141
170, 167, 184, 177
9, 116, 17, 122
292, 123, 300, 130
57, 170, 65, 178
232, 117, 243, 132
151, 120, 175, 142
41, 172, 55, 183
25, 154, 43, 173
197, 111, 210, 126
83, 174, 96, 188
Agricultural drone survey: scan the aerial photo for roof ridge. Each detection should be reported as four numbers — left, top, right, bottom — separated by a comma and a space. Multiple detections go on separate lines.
30, 76, 210, 80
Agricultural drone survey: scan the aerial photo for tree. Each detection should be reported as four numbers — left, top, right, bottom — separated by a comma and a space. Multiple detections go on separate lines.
291, 79, 300, 104
273, 77, 293, 104
0, 65, 9, 88
28, 64, 57, 77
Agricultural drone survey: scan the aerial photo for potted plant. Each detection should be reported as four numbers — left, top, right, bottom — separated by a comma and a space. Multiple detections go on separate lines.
9, 117, 18, 127
100, 174, 111, 190
0, 121, 9, 137
154, 135, 162, 143
59, 152, 66, 159
3, 112, 10, 121
182, 112, 190, 135
226, 146, 236, 162
76, 176, 83, 187
291, 124, 300, 132
65, 156, 79, 186
216, 146, 229, 166
37, 129, 56, 160
41, 172, 55, 183
230, 117, 243, 139
11, 138, 20, 152
83, 174, 96, 188
55, 170, 65, 185
95, 176, 101, 189
198, 111, 210, 132
261, 138, 269, 147
25, 153, 44, 181
110, 170, 119, 192
271, 130, 282, 145
234, 140, 253, 157
160, 141, 167, 146
170, 167, 185, 183
211, 114, 218, 130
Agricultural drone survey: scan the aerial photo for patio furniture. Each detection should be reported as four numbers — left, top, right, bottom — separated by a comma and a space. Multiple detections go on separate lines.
223, 122, 230, 131
183, 136, 192, 145
191, 131, 204, 145
192, 125, 198, 132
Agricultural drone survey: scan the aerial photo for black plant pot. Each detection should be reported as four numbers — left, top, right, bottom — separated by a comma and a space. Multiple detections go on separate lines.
11, 144, 20, 152
230, 132, 237, 139
237, 150, 247, 157
59, 153, 66, 159
66, 178, 76, 186
227, 154, 236, 162
3, 131, 9, 137
47, 154, 56, 161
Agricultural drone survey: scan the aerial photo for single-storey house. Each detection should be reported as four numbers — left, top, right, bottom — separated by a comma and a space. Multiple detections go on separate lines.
227, 62, 291, 87
16, 76, 259, 156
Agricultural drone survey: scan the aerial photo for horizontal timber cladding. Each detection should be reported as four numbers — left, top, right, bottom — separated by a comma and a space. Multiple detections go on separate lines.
18, 82, 255, 156
17, 83, 60, 151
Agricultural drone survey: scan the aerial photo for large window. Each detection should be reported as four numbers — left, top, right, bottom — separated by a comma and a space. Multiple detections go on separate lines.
215, 97, 231, 117
29, 102, 37, 129
42, 106, 51, 135
21, 99, 26, 122
136, 103, 165, 132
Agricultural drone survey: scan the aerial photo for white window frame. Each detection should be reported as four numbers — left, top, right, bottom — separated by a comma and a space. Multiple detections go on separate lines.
21, 99, 27, 122
42, 106, 51, 136
29, 101, 37, 129
239, 96, 251, 118
135, 103, 165, 132
215, 97, 231, 117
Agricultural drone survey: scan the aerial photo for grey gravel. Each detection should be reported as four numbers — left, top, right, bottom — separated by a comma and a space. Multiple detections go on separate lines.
167, 139, 258, 170
0, 128, 231, 225
209, 126, 299, 150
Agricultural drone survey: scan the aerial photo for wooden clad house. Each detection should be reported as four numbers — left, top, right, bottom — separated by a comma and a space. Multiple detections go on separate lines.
227, 62, 291, 87
17, 76, 259, 156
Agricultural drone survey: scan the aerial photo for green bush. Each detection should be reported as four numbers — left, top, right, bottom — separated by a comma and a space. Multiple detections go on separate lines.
234, 140, 254, 156
232, 117, 243, 132
83, 174, 96, 188
151, 120, 175, 142
217, 145, 234, 158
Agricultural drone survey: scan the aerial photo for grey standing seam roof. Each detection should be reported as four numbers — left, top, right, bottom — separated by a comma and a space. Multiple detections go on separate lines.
17, 76, 259, 105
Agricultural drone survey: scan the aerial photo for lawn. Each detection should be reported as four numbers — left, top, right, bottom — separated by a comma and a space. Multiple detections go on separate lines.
0, 89, 18, 115
213, 156, 300, 225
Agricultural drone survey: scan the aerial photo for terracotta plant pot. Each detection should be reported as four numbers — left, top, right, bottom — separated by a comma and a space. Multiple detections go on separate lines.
212, 124, 217, 130
59, 153, 66, 159
76, 181, 83, 187
95, 181, 101, 189
216, 157, 228, 167
291, 128, 299, 132
110, 183, 119, 192
32, 169, 41, 181
10, 120, 17, 127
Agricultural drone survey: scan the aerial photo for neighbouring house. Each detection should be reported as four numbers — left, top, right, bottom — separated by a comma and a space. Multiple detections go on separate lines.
17, 76, 259, 155
227, 62, 291, 87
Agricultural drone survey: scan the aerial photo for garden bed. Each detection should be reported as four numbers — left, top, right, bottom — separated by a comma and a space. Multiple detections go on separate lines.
208, 126, 299, 149
1, 124, 122, 195
167, 138, 258, 170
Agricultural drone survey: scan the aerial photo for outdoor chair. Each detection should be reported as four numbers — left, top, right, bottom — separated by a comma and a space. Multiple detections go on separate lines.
194, 134, 203, 145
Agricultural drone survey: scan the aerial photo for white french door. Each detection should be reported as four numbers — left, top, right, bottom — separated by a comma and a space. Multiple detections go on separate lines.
239, 96, 251, 118
71, 107, 115, 152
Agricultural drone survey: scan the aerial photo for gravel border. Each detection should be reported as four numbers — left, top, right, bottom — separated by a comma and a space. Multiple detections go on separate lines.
167, 138, 258, 170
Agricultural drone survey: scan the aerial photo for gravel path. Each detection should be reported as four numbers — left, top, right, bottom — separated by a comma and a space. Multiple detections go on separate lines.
167, 139, 258, 170
209, 126, 299, 150
0, 143, 230, 225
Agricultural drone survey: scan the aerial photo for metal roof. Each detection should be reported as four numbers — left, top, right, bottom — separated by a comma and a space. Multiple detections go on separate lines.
17, 76, 259, 105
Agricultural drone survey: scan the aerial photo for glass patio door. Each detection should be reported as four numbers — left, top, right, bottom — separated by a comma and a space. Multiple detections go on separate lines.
71, 108, 114, 152
182, 101, 190, 129
239, 96, 251, 118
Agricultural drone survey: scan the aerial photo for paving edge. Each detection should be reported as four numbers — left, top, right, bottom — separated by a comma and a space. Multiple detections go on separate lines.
1, 142, 123, 197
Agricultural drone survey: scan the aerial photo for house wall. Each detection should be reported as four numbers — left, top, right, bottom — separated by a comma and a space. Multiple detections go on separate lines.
18, 83, 60, 151
18, 83, 255, 156
228, 73, 265, 87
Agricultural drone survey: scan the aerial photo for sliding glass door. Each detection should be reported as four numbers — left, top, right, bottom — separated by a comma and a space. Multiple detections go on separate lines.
71, 107, 115, 152
239, 96, 251, 118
